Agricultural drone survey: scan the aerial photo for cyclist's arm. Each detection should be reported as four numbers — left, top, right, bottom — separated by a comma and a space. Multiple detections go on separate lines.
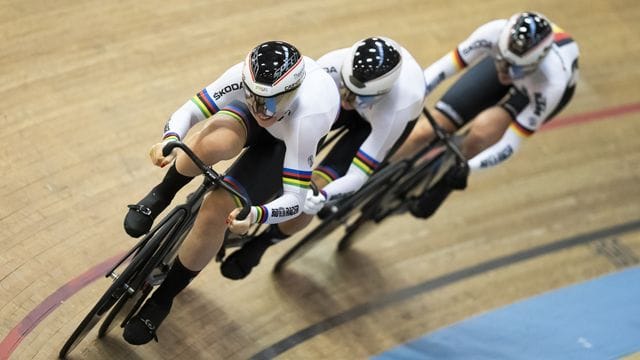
162, 63, 244, 142
468, 125, 523, 170
469, 77, 565, 170
322, 107, 417, 201
424, 20, 504, 94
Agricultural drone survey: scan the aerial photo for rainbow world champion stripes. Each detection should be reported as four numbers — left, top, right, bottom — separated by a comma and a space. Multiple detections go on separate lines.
283, 168, 312, 188
352, 149, 380, 175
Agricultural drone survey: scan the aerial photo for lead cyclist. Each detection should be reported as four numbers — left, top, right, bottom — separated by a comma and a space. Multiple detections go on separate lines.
392, 11, 580, 218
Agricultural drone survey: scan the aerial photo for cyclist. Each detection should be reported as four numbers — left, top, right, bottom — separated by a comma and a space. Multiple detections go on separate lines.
121, 41, 340, 345
392, 11, 579, 218
220, 37, 426, 280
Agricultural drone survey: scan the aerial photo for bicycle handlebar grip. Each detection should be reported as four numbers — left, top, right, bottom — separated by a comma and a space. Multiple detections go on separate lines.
310, 181, 319, 196
162, 141, 181, 157
235, 205, 251, 221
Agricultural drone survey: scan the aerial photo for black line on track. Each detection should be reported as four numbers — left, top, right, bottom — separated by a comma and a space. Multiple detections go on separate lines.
250, 219, 640, 359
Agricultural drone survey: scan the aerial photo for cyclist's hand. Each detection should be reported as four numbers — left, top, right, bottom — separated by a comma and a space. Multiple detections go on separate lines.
149, 139, 178, 168
226, 207, 255, 235
303, 189, 327, 215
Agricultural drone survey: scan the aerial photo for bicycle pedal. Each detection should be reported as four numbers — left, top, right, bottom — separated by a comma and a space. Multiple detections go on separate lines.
147, 268, 168, 286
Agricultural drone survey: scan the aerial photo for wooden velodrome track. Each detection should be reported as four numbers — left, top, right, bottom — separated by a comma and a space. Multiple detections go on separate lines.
2, 0, 639, 359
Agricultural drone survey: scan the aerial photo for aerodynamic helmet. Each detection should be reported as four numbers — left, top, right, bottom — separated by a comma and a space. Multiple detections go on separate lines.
242, 41, 305, 119
340, 37, 403, 97
497, 12, 554, 77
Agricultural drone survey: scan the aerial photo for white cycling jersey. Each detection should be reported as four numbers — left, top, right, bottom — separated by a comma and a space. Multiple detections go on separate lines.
162, 57, 340, 224
316, 47, 426, 201
423, 20, 579, 170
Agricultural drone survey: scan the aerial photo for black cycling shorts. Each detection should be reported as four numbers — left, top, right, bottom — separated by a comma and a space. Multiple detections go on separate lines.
435, 56, 576, 129
221, 101, 285, 205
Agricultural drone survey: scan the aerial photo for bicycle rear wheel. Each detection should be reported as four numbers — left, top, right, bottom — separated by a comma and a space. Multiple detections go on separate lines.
273, 161, 407, 272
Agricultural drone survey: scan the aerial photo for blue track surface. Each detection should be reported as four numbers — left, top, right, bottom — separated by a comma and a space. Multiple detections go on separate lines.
373, 266, 640, 360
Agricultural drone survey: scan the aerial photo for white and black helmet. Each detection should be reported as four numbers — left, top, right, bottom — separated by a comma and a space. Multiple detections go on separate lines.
497, 12, 554, 73
242, 41, 305, 119
341, 37, 403, 96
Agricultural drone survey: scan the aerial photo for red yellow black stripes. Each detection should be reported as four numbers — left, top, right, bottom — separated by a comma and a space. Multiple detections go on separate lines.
352, 149, 380, 176
282, 168, 312, 188
191, 88, 219, 117
552, 24, 574, 47
510, 121, 535, 138
451, 48, 467, 70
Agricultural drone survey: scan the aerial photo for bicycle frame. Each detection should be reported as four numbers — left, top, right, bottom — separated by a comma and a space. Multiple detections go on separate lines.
273, 107, 468, 270
59, 141, 251, 359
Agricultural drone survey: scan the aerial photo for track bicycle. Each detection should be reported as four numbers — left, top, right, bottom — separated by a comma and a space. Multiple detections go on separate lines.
58, 142, 250, 359
273, 107, 468, 272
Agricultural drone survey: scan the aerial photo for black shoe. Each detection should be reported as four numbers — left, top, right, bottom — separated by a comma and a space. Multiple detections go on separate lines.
123, 299, 171, 345
220, 237, 272, 280
408, 182, 453, 220
124, 190, 171, 237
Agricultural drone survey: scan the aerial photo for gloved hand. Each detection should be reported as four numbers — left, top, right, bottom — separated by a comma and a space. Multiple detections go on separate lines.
302, 189, 327, 215
149, 138, 179, 168
226, 207, 256, 235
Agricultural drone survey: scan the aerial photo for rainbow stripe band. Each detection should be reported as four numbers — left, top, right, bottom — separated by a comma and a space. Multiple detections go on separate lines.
313, 166, 339, 184
163, 132, 180, 142
253, 205, 269, 223
352, 149, 380, 176
222, 175, 249, 208
282, 168, 312, 188
218, 103, 249, 134
191, 88, 219, 118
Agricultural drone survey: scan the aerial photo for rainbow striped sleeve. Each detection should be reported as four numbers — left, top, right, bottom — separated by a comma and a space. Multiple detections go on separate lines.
313, 166, 340, 184
253, 205, 269, 223
352, 149, 380, 176
163, 132, 180, 142
190, 88, 220, 118
282, 168, 312, 189
217, 102, 249, 135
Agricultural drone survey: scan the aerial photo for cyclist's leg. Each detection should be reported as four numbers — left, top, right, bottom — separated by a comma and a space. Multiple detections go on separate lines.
409, 57, 509, 219
124, 111, 246, 238
216, 139, 287, 279
389, 109, 456, 162
221, 110, 371, 279
461, 106, 513, 159
123, 186, 238, 345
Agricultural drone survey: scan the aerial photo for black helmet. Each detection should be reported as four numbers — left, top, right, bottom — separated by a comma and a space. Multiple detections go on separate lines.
498, 12, 553, 69
242, 41, 305, 118
341, 37, 403, 96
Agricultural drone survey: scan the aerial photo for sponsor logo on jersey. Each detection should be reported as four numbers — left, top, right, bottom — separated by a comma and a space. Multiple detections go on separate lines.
213, 82, 243, 100
427, 72, 446, 93
461, 40, 492, 56
534, 92, 546, 116
270, 205, 299, 218
323, 66, 338, 74
479, 145, 513, 168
